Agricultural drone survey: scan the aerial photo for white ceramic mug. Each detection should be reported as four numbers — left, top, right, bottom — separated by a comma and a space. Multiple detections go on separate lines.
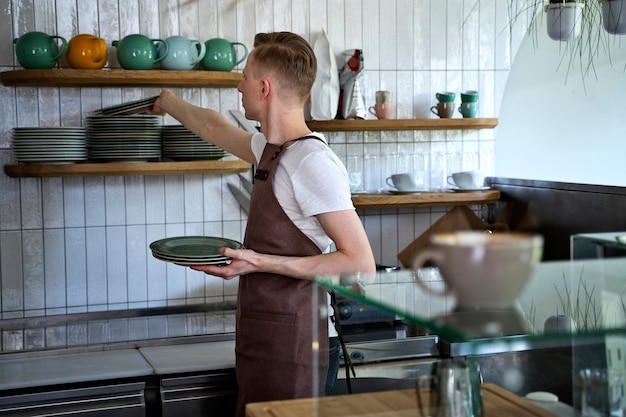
447, 171, 481, 189
413, 232, 544, 310
386, 172, 424, 191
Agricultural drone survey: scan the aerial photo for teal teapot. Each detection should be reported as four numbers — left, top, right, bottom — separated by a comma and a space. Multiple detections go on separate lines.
159, 36, 206, 70
112, 34, 168, 70
13, 32, 67, 69
200, 38, 248, 71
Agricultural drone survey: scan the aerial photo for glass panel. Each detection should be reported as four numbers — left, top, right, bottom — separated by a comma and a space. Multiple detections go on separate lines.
304, 232, 626, 417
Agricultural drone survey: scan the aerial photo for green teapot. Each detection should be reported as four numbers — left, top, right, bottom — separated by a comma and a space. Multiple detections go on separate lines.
200, 38, 248, 72
14, 32, 67, 69
112, 34, 168, 70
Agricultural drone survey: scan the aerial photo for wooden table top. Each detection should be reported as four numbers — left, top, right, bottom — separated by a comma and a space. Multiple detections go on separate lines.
246, 383, 558, 417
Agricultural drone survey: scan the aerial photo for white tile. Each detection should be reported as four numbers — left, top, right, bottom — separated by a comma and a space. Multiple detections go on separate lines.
0, 154, 22, 230
412, 1, 431, 71
84, 177, 106, 227
396, 0, 415, 71
1, 230, 23, 311
65, 227, 87, 308
63, 177, 86, 228
105, 177, 126, 226
126, 225, 148, 303
44, 228, 66, 309
0, 0, 14, 67
22, 229, 44, 310
86, 227, 108, 306
445, 4, 463, 71
125, 176, 146, 225
164, 175, 185, 224
145, 176, 166, 224
106, 225, 127, 304
76, 0, 99, 34
478, 0, 496, 70
183, 175, 204, 223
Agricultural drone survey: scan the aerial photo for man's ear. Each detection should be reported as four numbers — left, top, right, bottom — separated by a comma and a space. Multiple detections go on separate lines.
260, 78, 271, 99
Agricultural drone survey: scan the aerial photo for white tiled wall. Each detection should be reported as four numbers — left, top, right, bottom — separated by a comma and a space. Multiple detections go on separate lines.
0, 0, 530, 350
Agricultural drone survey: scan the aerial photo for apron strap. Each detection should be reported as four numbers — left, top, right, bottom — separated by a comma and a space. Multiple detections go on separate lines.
254, 135, 325, 182
329, 290, 356, 394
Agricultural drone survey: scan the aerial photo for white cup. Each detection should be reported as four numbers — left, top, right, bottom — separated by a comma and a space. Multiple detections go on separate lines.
413, 232, 544, 310
447, 171, 482, 189
386, 172, 425, 191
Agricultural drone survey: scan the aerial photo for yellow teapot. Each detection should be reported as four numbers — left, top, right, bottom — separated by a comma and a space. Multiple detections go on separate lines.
66, 34, 108, 69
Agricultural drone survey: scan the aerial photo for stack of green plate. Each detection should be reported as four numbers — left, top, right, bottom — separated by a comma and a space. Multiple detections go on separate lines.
161, 125, 228, 161
85, 115, 161, 162
149, 236, 244, 266
12, 127, 88, 164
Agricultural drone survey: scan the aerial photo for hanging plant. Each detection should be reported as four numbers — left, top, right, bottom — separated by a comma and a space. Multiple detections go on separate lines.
545, 0, 585, 41
600, 0, 626, 34
500, 0, 612, 81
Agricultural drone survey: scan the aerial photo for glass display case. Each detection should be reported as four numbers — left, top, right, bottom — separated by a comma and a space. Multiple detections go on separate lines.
302, 232, 626, 416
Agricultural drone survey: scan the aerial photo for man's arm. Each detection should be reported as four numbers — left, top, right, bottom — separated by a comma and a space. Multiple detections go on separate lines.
191, 209, 376, 280
151, 89, 257, 164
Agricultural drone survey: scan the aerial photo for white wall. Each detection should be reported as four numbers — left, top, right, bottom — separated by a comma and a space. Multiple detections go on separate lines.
497, 10, 626, 186
0, 0, 523, 351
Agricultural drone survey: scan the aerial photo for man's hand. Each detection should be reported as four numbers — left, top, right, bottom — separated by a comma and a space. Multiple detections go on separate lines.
190, 247, 258, 280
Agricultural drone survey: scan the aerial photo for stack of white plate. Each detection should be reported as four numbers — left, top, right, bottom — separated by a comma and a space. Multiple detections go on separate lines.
12, 127, 88, 164
162, 125, 228, 161
149, 236, 243, 266
85, 115, 161, 162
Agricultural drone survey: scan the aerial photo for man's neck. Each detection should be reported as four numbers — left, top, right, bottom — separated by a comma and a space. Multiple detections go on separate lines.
260, 109, 313, 146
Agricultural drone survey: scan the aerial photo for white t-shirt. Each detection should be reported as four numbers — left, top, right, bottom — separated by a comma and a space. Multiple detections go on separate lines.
250, 132, 355, 250
250, 132, 354, 337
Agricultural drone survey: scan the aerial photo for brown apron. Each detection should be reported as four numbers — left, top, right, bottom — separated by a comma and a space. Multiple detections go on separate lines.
235, 137, 329, 417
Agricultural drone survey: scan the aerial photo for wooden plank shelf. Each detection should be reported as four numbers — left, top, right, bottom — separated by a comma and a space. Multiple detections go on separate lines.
3, 160, 251, 178
351, 189, 500, 209
307, 118, 498, 132
0, 69, 243, 88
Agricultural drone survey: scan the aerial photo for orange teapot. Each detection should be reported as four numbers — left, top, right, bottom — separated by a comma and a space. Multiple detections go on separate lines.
66, 34, 108, 69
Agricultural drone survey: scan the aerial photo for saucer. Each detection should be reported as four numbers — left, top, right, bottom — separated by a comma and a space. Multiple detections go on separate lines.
450, 186, 490, 192
387, 189, 423, 195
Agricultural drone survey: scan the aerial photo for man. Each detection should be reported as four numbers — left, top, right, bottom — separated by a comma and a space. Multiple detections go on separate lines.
149, 31, 375, 417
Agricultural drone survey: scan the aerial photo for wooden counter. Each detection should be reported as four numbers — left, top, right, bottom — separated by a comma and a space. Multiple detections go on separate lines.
246, 383, 557, 417
351, 189, 501, 209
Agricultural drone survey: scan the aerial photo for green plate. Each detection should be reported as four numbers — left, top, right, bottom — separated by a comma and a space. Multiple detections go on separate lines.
149, 236, 243, 259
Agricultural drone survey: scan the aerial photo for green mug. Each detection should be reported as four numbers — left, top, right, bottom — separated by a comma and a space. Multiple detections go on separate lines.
435, 92, 456, 103
461, 90, 479, 103
112, 34, 169, 70
458, 102, 478, 118
201, 38, 248, 71
14, 32, 67, 69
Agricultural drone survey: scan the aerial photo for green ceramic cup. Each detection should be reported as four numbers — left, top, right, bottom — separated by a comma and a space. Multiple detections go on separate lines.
458, 102, 478, 118
435, 92, 456, 103
461, 90, 479, 103
14, 32, 67, 69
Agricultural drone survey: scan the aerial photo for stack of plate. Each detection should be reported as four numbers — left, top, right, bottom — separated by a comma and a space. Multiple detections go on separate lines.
92, 96, 159, 116
85, 115, 161, 162
12, 127, 88, 164
150, 236, 244, 266
162, 125, 228, 161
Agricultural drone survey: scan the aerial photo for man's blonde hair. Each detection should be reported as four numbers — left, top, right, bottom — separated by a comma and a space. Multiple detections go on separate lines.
251, 32, 317, 100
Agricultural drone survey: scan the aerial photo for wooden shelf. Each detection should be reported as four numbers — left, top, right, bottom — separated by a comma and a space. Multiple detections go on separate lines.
3, 160, 251, 178
0, 69, 243, 88
306, 118, 498, 132
351, 189, 500, 209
